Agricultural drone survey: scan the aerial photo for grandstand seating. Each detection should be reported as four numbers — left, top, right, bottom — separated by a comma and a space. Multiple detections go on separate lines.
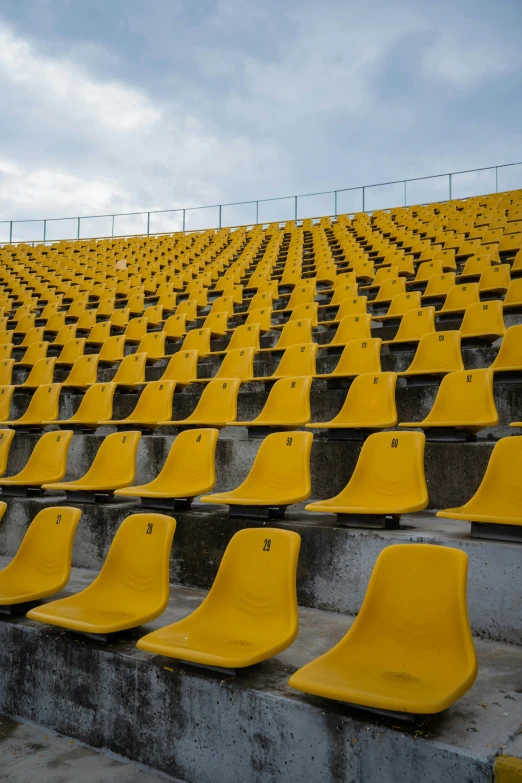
0, 430, 73, 496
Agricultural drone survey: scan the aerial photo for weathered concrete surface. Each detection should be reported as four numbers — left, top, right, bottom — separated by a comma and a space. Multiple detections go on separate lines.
0, 715, 174, 782
0, 574, 520, 783
0, 503, 519, 644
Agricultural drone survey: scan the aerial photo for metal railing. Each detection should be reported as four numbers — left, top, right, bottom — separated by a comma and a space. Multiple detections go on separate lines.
1, 161, 521, 245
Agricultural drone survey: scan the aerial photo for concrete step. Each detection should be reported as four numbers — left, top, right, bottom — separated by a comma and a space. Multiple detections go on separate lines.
0, 566, 519, 783
0, 501, 519, 644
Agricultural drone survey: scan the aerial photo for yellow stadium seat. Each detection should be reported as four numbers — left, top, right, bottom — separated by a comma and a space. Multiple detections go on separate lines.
319, 285, 359, 311
15, 341, 49, 368
259, 318, 313, 353
0, 359, 14, 387
12, 313, 36, 334
162, 314, 187, 340
98, 335, 126, 364
103, 381, 176, 431
361, 265, 399, 291
55, 338, 86, 367
110, 308, 130, 330
278, 285, 315, 312
52, 324, 77, 347
503, 278, 522, 310
371, 277, 406, 304
0, 429, 15, 476
478, 263, 511, 295
307, 372, 397, 436
17, 327, 44, 348
439, 284, 480, 315
421, 272, 456, 300
0, 430, 73, 496
306, 431, 428, 526
27, 513, 175, 636
215, 323, 262, 355
85, 321, 111, 346
438, 436, 522, 542
318, 296, 367, 325
382, 307, 435, 348
0, 387, 14, 421
411, 260, 444, 286
2, 383, 61, 429
62, 354, 99, 389
201, 430, 312, 518
137, 527, 300, 670
181, 328, 212, 357
459, 300, 506, 342
228, 376, 312, 431
16, 357, 56, 388
0, 335, 13, 349
320, 314, 373, 350
202, 311, 230, 337
253, 343, 317, 382
143, 304, 164, 327
371, 291, 422, 322
0, 345, 13, 360
47, 382, 116, 430
489, 325, 522, 372
159, 350, 199, 386
134, 331, 166, 362
176, 299, 199, 321
353, 260, 374, 282
42, 430, 141, 501
43, 312, 66, 333
398, 330, 463, 379
315, 337, 382, 381
288, 544, 477, 715
273, 302, 318, 329
400, 368, 497, 438
159, 378, 241, 429
115, 428, 219, 510
124, 317, 148, 344
457, 253, 493, 280
194, 347, 255, 384
0, 506, 81, 609
76, 310, 97, 331
111, 352, 147, 387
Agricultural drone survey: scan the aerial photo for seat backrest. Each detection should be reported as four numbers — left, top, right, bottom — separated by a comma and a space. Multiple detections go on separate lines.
45, 312, 66, 332
162, 313, 187, 340
0, 359, 14, 386
160, 350, 199, 384
110, 308, 130, 329
215, 347, 255, 381
372, 277, 406, 303
413, 260, 444, 284
158, 428, 219, 495
271, 343, 317, 378
52, 324, 77, 346
371, 265, 399, 287
328, 285, 359, 307
237, 430, 313, 503
441, 283, 480, 312
404, 330, 463, 375
210, 295, 234, 315
80, 430, 141, 487
56, 338, 86, 365
479, 263, 511, 291
83, 513, 175, 612
135, 331, 166, 360
176, 299, 199, 320
112, 352, 147, 385
195, 527, 300, 634
330, 314, 372, 346
346, 543, 475, 674
490, 325, 522, 370
202, 311, 230, 335
71, 382, 116, 422
4, 506, 81, 591
17, 383, 61, 423
332, 372, 397, 426
459, 300, 506, 339
63, 353, 99, 386
332, 337, 382, 376
275, 318, 313, 350
392, 307, 435, 343
286, 285, 315, 310
22, 357, 56, 387
186, 378, 241, 423
503, 278, 522, 306
424, 369, 497, 426
226, 323, 261, 352
288, 302, 318, 327
0, 387, 14, 421
98, 335, 126, 362
0, 429, 15, 476
460, 253, 492, 277
181, 328, 211, 356
143, 304, 164, 325
333, 296, 367, 319
254, 376, 312, 425
244, 307, 272, 332
248, 291, 274, 311
18, 341, 49, 366
15, 430, 74, 483
422, 272, 456, 297
125, 381, 176, 423
124, 317, 148, 342
87, 321, 111, 344
462, 436, 522, 511
384, 291, 422, 317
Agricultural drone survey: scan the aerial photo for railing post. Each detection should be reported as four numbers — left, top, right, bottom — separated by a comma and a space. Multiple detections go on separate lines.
294, 195, 298, 221
334, 190, 338, 217
218, 205, 222, 229
448, 173, 452, 201
404, 180, 407, 207
77, 217, 80, 240
362, 186, 365, 211
111, 215, 115, 238
495, 166, 498, 193
255, 201, 259, 224
182, 209, 186, 232
43, 220, 46, 244
9, 221, 12, 244
147, 212, 150, 236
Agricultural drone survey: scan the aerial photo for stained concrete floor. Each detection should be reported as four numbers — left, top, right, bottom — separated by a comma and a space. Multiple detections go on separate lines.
0, 715, 177, 782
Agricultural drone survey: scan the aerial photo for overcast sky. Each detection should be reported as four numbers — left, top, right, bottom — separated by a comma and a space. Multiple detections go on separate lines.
0, 0, 521, 240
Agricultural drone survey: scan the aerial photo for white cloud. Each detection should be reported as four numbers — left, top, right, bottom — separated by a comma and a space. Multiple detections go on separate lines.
423, 33, 519, 88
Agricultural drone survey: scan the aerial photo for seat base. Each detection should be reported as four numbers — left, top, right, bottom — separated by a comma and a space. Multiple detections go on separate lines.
228, 504, 288, 520
471, 522, 522, 543
424, 428, 475, 442
327, 428, 372, 442
139, 496, 193, 512
64, 491, 118, 504
0, 485, 45, 498
337, 513, 402, 530
338, 700, 418, 723
180, 660, 237, 676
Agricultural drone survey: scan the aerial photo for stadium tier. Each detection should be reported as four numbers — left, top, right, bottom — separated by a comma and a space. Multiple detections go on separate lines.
0, 190, 520, 782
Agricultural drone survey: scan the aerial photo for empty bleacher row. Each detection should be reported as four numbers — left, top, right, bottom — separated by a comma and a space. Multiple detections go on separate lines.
0, 188, 520, 733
